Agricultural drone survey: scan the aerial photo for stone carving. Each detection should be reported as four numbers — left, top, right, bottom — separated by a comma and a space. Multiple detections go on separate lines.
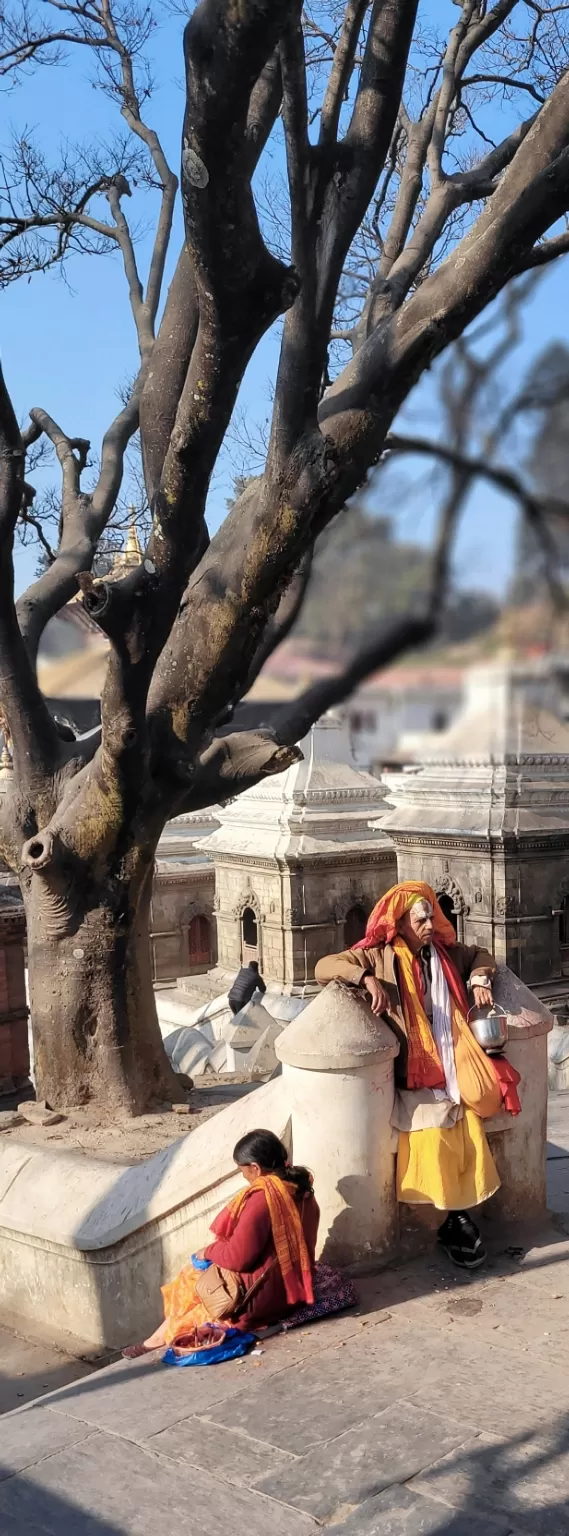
178, 898, 212, 927
334, 892, 367, 923
436, 874, 470, 917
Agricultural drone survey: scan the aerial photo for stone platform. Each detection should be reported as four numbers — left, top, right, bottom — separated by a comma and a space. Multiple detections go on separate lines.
0, 969, 552, 1351
4, 1216, 569, 1533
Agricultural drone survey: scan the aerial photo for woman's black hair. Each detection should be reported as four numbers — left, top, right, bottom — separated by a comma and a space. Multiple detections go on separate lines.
233, 1129, 313, 1198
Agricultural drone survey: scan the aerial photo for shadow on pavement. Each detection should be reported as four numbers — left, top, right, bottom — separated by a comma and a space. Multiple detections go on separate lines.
387, 1406, 569, 1536
0, 1466, 125, 1534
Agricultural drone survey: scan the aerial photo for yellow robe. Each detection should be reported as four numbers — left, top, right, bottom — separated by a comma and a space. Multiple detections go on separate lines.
397, 1108, 500, 1211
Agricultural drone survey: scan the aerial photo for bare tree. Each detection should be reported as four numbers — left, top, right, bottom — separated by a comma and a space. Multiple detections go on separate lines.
2, 0, 569, 1115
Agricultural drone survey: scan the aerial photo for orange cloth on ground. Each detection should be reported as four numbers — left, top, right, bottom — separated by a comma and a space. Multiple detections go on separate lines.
161, 1269, 211, 1349
161, 1173, 314, 1350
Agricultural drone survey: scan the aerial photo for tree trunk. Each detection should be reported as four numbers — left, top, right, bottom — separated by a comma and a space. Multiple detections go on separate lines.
24, 861, 184, 1115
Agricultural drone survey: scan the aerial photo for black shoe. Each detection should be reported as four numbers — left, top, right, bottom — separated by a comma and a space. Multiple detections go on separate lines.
438, 1211, 487, 1270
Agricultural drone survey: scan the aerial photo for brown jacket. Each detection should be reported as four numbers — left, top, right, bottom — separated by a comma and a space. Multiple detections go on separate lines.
315, 940, 496, 1088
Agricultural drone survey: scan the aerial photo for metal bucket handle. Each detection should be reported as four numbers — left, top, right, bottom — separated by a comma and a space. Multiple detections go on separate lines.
466, 1002, 507, 1024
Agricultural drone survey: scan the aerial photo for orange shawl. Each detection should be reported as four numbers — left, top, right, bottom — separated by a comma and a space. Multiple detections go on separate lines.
218, 1173, 314, 1307
354, 881, 458, 1090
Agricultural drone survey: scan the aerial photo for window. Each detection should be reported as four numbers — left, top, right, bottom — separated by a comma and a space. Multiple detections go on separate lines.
242, 907, 258, 949
344, 904, 367, 948
188, 914, 211, 968
437, 891, 458, 936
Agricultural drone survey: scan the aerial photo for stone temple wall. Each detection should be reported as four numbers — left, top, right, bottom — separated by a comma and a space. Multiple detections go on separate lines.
150, 865, 216, 982
379, 664, 569, 1002
390, 837, 569, 987
212, 853, 396, 991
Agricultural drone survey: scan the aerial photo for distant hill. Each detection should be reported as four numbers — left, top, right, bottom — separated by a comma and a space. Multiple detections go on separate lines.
293, 502, 499, 652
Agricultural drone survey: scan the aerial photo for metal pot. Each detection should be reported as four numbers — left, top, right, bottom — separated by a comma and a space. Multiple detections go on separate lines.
467, 1003, 508, 1055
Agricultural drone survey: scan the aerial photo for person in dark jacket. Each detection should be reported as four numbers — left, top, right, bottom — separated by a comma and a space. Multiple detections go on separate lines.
228, 960, 266, 1015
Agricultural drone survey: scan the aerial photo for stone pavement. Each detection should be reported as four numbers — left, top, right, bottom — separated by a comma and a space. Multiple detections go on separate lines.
0, 1328, 93, 1416
4, 1219, 569, 1534
4, 1091, 569, 1534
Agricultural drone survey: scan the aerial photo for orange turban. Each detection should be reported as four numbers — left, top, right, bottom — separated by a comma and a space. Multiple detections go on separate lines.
354, 880, 456, 951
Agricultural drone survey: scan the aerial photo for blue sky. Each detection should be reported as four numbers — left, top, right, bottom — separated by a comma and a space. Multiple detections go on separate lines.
3, 5, 569, 603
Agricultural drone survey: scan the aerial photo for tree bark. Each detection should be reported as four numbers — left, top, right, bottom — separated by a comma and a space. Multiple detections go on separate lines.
23, 859, 184, 1114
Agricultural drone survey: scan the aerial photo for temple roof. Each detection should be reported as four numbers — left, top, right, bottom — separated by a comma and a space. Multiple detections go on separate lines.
376, 663, 569, 842
157, 806, 221, 862
417, 662, 569, 763
201, 712, 391, 862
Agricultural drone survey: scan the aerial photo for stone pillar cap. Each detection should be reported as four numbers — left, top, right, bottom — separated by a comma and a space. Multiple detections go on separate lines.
275, 981, 400, 1071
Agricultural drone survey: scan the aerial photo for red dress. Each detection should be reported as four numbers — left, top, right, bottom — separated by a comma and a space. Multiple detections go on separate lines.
205, 1188, 320, 1329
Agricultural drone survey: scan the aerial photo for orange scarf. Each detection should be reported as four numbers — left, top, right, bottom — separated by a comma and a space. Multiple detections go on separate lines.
355, 880, 457, 1091
219, 1173, 314, 1306
354, 879, 458, 951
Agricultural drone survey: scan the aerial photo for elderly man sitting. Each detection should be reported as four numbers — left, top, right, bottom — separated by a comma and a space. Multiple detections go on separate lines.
316, 880, 520, 1270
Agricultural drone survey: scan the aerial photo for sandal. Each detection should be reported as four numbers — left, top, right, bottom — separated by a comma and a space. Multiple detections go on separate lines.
122, 1342, 155, 1359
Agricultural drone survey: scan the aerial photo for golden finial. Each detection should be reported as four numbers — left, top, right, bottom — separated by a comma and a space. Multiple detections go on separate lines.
108, 507, 144, 580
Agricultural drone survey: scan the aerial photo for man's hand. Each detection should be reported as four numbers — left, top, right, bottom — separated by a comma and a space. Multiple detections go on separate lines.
363, 975, 390, 1016
472, 984, 493, 1009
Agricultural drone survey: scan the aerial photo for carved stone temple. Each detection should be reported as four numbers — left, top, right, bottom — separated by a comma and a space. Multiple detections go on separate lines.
377, 662, 569, 1013
198, 713, 396, 998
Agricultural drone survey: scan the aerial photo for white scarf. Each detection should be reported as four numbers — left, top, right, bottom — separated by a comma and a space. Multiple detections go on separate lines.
429, 946, 460, 1105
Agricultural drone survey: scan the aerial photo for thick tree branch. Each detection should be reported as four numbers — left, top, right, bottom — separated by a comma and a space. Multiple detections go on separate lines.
149, 59, 569, 782
321, 74, 569, 428
362, 1, 522, 327
315, 0, 420, 337
171, 730, 301, 816
77, 568, 153, 786
17, 382, 142, 661
0, 367, 59, 778
274, 615, 435, 746
268, 20, 319, 464
428, 0, 479, 185
318, 0, 369, 148
139, 50, 283, 508
133, 1, 300, 695
270, 450, 469, 747
242, 546, 314, 697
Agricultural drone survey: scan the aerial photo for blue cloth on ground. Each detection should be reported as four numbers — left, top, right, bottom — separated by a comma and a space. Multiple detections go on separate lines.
162, 1329, 256, 1367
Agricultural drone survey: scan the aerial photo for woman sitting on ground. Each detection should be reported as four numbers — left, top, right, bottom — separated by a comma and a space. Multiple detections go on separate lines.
124, 1130, 319, 1358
